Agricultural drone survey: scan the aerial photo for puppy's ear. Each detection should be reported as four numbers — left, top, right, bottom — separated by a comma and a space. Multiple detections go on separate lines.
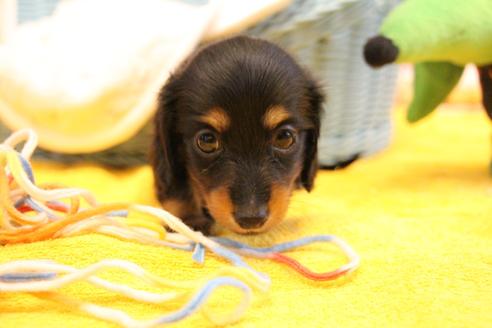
151, 75, 187, 201
301, 78, 324, 192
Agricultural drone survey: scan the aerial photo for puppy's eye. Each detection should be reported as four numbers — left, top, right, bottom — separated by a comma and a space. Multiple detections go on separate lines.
273, 128, 296, 150
195, 130, 221, 154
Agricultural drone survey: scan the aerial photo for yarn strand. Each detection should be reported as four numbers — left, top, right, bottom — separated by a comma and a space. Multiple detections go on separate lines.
0, 129, 359, 326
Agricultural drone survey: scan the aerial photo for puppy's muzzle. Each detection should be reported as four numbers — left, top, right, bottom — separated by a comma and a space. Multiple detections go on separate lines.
234, 204, 268, 229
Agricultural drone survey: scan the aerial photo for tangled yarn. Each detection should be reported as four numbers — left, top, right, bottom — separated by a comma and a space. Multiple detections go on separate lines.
0, 129, 359, 327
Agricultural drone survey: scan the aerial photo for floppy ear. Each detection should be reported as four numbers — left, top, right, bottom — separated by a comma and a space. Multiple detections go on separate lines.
151, 75, 188, 202
301, 78, 324, 192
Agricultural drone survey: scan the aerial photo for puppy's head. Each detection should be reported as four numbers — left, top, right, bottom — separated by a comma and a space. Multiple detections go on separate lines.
153, 36, 323, 234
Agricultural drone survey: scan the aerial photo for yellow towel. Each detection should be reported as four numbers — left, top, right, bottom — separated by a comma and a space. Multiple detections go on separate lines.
1, 106, 491, 327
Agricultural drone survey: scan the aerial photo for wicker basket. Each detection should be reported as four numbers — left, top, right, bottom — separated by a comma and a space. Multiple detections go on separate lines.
245, 0, 399, 167
0, 0, 399, 168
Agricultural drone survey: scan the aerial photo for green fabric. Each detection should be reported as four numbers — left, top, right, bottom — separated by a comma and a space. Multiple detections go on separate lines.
378, 0, 492, 122
407, 62, 464, 123
381, 0, 492, 66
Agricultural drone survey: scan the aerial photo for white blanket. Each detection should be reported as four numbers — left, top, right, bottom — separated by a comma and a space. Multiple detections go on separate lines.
0, 0, 289, 153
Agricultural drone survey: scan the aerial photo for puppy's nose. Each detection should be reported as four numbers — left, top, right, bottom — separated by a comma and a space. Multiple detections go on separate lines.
234, 206, 268, 229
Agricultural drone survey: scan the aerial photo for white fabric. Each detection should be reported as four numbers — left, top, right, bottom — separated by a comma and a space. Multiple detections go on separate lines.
0, 0, 289, 153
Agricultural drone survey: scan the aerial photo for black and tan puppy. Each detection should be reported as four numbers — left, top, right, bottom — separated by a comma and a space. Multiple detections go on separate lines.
152, 36, 323, 235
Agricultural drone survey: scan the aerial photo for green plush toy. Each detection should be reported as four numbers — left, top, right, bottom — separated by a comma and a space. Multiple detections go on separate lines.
363, 0, 492, 123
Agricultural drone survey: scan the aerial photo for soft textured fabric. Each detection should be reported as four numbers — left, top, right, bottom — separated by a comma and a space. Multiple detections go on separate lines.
381, 0, 492, 65
0, 0, 289, 154
407, 62, 464, 122
1, 106, 491, 327
365, 0, 492, 122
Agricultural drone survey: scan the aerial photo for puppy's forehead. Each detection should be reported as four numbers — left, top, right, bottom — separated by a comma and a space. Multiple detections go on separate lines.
195, 105, 299, 135
198, 105, 294, 132
262, 105, 291, 130
198, 107, 230, 132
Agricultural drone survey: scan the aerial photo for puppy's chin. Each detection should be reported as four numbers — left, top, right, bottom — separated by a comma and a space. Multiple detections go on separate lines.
215, 215, 284, 235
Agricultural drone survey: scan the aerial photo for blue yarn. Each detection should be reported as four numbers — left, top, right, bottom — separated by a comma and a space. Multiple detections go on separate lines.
14, 154, 60, 218
0, 273, 251, 324
210, 247, 271, 284
156, 277, 251, 324
160, 242, 195, 252
211, 246, 250, 268
25, 198, 58, 219
0, 272, 57, 282
106, 210, 129, 217
212, 235, 336, 254
14, 198, 25, 208
14, 197, 58, 219
192, 243, 205, 264
18, 154, 35, 182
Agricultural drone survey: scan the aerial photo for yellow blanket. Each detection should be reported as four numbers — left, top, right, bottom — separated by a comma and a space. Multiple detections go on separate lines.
1, 107, 491, 327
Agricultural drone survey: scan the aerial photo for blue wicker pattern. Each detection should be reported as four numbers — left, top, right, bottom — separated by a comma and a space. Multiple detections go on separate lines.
17, 0, 59, 23
246, 0, 399, 166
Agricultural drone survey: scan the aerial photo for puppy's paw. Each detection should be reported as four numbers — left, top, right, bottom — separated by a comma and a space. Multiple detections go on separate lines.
180, 214, 214, 235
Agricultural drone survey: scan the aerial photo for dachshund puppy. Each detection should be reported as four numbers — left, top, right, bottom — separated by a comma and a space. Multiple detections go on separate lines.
152, 36, 323, 235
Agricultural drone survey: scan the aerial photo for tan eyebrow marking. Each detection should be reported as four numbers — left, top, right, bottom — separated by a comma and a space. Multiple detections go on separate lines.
263, 105, 291, 130
199, 107, 230, 132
